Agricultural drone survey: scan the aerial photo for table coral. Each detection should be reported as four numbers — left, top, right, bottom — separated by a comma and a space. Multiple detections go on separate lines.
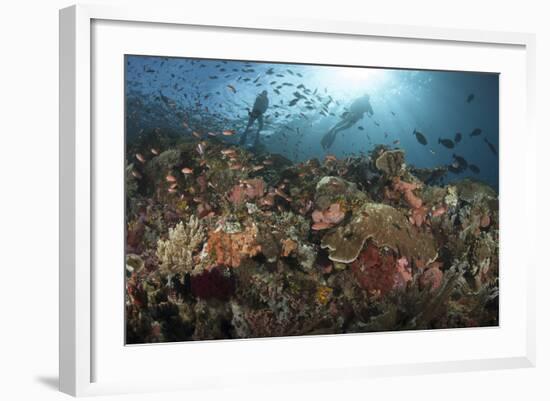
321, 203, 437, 264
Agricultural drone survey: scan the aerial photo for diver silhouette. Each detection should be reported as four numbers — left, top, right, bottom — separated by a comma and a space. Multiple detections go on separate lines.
240, 90, 269, 147
321, 93, 374, 150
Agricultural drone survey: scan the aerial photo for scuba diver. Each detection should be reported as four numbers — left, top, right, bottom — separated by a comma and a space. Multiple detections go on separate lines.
321, 93, 374, 150
239, 90, 269, 147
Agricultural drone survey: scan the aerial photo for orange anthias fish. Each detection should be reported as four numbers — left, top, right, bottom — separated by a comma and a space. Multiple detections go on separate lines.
166, 174, 177, 182
324, 154, 337, 162
181, 168, 194, 175
192, 131, 202, 139
135, 153, 146, 163
151, 148, 159, 155
311, 222, 332, 231
222, 130, 236, 136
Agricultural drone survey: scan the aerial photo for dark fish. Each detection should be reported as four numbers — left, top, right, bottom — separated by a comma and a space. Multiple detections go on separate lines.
466, 93, 475, 103
448, 164, 462, 174
438, 138, 455, 149
470, 128, 482, 137
266, 68, 274, 75
454, 132, 462, 143
208, 76, 218, 79
452, 153, 468, 169
391, 111, 396, 116
357, 126, 364, 131
413, 129, 428, 145
288, 98, 300, 107
484, 138, 498, 156
296, 72, 303, 77
469, 164, 480, 174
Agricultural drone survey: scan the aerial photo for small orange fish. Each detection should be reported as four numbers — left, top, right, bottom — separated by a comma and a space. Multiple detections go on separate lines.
229, 163, 242, 170
131, 170, 142, 179
135, 153, 146, 163
181, 168, 193, 175
166, 174, 177, 183
227, 84, 236, 93
262, 159, 273, 166
169, 183, 178, 189
311, 222, 332, 231
274, 188, 292, 202
151, 148, 159, 155
221, 149, 237, 156
168, 188, 178, 193
251, 165, 264, 172
192, 131, 202, 139
182, 121, 189, 129
325, 154, 337, 162
222, 130, 236, 136
207, 132, 218, 137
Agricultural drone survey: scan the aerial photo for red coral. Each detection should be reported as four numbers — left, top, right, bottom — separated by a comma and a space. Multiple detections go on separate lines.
419, 263, 444, 292
351, 244, 412, 296
431, 204, 447, 218
392, 177, 423, 209
410, 206, 428, 227
190, 267, 235, 301
311, 203, 345, 230
394, 257, 412, 290
391, 177, 429, 227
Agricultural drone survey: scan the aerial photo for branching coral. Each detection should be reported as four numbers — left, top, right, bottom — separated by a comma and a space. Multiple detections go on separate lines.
156, 215, 205, 275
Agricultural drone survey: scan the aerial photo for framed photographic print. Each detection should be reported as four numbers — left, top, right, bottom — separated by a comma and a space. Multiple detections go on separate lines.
59, 4, 536, 396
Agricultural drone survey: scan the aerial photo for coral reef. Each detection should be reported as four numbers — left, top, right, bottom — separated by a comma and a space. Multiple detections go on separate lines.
125, 134, 499, 343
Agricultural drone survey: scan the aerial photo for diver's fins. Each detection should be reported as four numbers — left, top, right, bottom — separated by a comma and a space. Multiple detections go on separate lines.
321, 129, 336, 150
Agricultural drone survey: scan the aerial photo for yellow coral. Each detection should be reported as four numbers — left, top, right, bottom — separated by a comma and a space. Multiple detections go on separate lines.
316, 286, 333, 306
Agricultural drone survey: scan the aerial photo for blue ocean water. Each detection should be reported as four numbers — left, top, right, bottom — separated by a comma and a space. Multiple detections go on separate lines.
125, 55, 499, 190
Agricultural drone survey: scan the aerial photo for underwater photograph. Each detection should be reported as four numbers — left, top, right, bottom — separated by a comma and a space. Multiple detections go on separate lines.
124, 55, 499, 344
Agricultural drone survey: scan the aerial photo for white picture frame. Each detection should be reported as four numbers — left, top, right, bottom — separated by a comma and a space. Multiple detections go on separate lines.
59, 4, 536, 397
